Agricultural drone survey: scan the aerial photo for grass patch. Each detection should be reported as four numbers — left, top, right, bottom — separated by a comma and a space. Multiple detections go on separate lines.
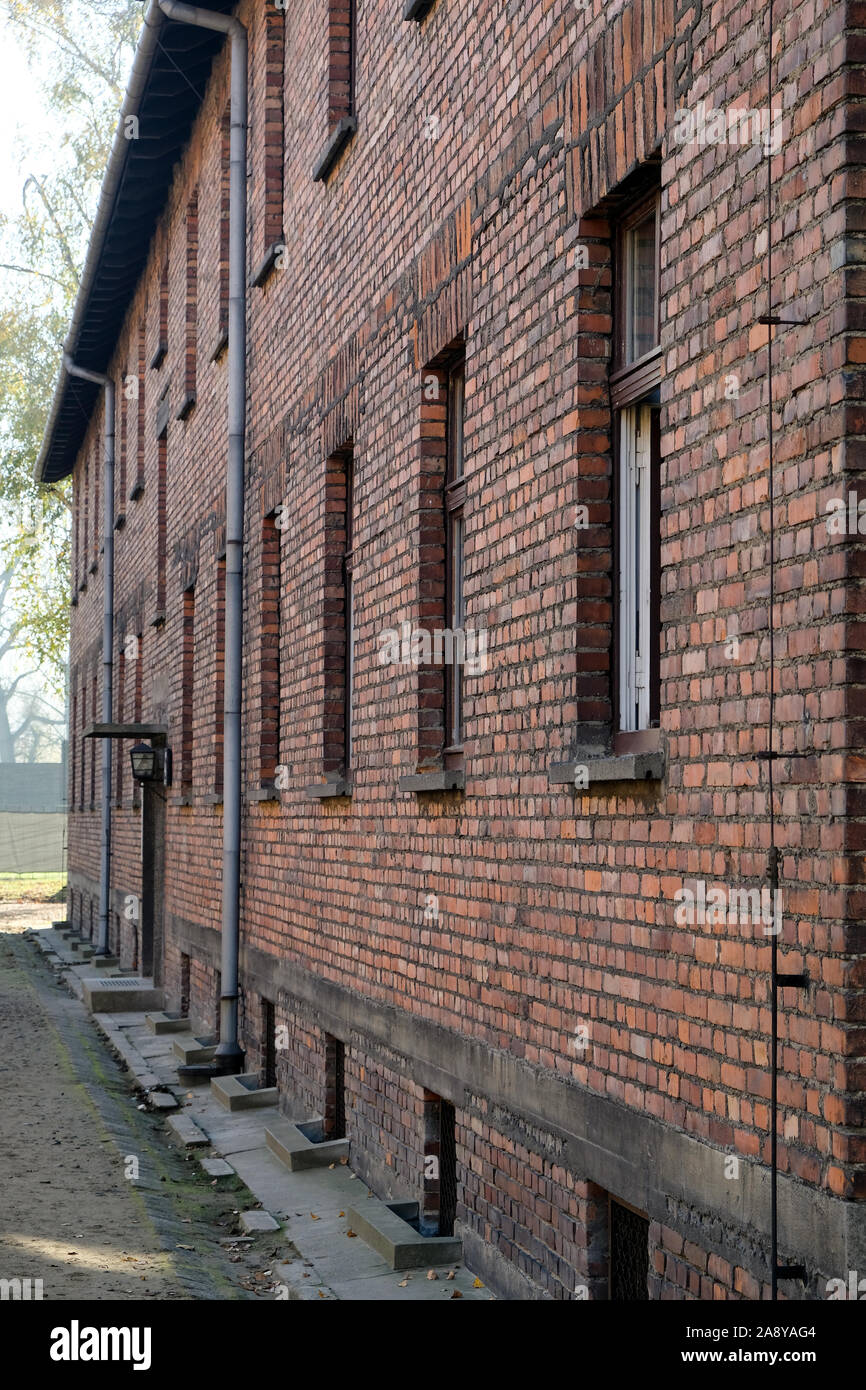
0, 873, 67, 904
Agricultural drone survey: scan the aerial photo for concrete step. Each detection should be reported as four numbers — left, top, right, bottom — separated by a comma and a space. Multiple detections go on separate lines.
82, 977, 163, 1013
345, 1199, 462, 1271
172, 1034, 217, 1065
265, 1117, 349, 1172
91, 955, 120, 970
166, 1112, 209, 1148
211, 1072, 278, 1112
146, 1012, 191, 1035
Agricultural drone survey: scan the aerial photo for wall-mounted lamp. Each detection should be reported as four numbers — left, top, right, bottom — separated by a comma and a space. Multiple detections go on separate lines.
129, 742, 172, 786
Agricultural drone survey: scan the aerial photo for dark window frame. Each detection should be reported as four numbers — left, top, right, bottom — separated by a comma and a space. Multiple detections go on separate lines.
444, 356, 466, 761
343, 450, 355, 772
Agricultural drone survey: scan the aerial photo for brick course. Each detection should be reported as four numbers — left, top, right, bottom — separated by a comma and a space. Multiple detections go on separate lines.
61, 0, 865, 1298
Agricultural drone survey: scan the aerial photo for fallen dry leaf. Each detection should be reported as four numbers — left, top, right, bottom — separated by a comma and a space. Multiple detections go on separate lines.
446, 1270, 455, 1280
346, 1229, 357, 1238
427, 1270, 438, 1281
472, 1278, 484, 1288
398, 1279, 409, 1287
309, 1213, 320, 1220
451, 1290, 463, 1299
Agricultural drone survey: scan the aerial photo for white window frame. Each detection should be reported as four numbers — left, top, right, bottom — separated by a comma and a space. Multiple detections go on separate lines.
618, 404, 652, 732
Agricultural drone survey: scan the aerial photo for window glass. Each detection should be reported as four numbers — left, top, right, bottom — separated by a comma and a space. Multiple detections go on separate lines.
626, 208, 658, 364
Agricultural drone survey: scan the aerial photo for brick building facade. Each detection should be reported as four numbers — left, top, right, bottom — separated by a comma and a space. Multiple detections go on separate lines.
38, 0, 866, 1298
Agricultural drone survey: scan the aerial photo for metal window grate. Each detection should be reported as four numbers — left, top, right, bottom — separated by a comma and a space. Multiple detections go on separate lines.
262, 999, 276, 1089
438, 1101, 457, 1237
610, 1199, 649, 1300
333, 1038, 346, 1140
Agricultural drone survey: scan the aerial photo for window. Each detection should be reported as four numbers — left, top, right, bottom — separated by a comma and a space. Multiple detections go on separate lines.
260, 516, 281, 787
213, 106, 230, 355
213, 558, 225, 797
343, 452, 355, 769
155, 436, 167, 621
152, 258, 168, 369
612, 191, 661, 734
422, 1091, 457, 1236
177, 188, 198, 419
73, 479, 80, 588
181, 587, 195, 793
90, 675, 97, 809
445, 358, 466, 755
609, 1197, 650, 1301
71, 691, 78, 810
115, 645, 125, 808
82, 449, 89, 584
131, 319, 145, 499
312, 0, 357, 181
324, 1034, 346, 1140
118, 362, 128, 520
317, 447, 354, 790
259, 12, 285, 271
133, 629, 143, 810
180, 952, 190, 1018
261, 998, 277, 1090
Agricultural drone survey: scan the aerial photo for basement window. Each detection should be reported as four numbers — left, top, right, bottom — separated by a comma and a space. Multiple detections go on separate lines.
324, 1034, 346, 1140
609, 1197, 650, 1301
261, 998, 277, 1090
422, 1091, 457, 1236
180, 952, 190, 1019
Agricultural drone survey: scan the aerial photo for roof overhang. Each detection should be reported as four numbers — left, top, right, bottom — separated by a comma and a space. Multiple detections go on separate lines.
35, 0, 235, 485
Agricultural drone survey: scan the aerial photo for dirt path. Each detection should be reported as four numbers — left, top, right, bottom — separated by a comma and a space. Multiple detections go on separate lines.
0, 905, 274, 1300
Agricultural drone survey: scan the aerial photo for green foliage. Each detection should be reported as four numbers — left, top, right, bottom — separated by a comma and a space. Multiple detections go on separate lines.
0, 0, 141, 694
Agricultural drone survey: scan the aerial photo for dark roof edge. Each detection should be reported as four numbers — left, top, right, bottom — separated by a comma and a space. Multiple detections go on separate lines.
34, 1, 166, 485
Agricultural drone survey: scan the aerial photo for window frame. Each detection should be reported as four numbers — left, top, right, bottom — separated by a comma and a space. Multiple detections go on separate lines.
342, 450, 355, 772
444, 357, 466, 759
612, 189, 662, 738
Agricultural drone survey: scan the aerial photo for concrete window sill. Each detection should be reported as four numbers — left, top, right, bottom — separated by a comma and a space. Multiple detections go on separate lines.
305, 779, 352, 800
175, 391, 196, 421
312, 117, 357, 182
210, 329, 228, 362
403, 0, 435, 18
249, 786, 280, 803
398, 769, 465, 794
251, 239, 285, 288
549, 749, 665, 786
200, 792, 223, 806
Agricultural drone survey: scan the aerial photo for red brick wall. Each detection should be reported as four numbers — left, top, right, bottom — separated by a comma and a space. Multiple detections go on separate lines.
63, 0, 865, 1298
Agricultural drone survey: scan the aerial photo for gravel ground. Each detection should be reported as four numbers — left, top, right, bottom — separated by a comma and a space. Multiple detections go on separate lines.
0, 904, 282, 1301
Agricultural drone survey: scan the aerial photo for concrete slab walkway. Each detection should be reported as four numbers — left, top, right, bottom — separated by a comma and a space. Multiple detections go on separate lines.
27, 923, 493, 1302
